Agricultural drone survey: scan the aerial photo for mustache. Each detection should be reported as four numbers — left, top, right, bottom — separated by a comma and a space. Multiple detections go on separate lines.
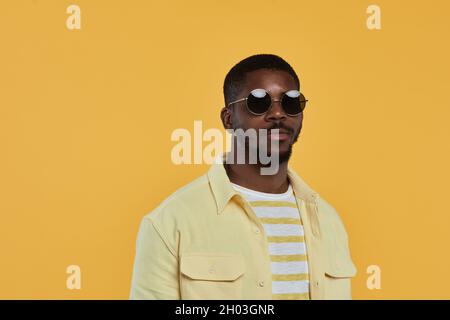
266, 123, 293, 134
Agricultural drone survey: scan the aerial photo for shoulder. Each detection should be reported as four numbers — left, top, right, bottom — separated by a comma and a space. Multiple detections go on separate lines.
143, 172, 213, 226
136, 173, 213, 254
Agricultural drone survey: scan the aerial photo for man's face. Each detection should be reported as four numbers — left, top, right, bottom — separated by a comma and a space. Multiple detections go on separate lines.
227, 68, 303, 164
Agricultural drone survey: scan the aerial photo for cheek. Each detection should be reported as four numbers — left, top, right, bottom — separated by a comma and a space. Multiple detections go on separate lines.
296, 114, 304, 130
233, 110, 261, 130
232, 115, 245, 130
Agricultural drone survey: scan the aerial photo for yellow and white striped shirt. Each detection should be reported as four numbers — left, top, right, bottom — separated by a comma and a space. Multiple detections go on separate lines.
231, 182, 310, 300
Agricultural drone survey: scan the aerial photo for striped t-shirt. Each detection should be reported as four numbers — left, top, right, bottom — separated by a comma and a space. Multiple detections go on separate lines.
231, 182, 310, 300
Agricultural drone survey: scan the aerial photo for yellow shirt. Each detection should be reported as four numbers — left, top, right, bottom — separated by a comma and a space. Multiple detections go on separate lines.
129, 159, 357, 300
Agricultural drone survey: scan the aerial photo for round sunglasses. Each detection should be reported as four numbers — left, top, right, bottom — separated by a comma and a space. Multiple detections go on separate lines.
227, 88, 308, 116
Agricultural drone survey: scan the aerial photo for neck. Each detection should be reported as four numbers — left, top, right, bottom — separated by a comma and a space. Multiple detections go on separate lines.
224, 160, 289, 194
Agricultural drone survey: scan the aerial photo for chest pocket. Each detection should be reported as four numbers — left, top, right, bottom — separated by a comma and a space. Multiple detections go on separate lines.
180, 253, 245, 300
323, 224, 357, 299
323, 254, 356, 300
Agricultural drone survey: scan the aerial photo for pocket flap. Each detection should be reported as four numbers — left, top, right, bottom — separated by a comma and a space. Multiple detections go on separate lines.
180, 253, 245, 281
324, 258, 357, 278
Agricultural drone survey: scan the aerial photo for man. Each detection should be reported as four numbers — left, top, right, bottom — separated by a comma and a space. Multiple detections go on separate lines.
130, 54, 357, 300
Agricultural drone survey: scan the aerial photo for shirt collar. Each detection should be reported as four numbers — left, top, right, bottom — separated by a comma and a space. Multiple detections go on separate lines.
207, 153, 319, 215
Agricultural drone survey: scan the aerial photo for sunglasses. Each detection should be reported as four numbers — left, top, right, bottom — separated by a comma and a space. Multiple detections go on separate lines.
227, 88, 308, 116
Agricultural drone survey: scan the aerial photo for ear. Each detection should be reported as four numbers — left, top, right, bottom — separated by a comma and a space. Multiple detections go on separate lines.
220, 106, 233, 130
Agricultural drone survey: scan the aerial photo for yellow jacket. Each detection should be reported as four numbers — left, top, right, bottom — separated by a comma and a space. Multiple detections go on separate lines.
130, 160, 357, 300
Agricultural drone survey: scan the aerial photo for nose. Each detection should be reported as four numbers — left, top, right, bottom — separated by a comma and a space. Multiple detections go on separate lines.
265, 100, 287, 122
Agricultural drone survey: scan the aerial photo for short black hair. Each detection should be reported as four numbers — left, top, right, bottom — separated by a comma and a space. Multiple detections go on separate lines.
223, 54, 300, 106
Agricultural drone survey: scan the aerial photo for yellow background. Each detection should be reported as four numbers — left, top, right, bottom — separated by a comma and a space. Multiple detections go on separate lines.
1, 0, 449, 299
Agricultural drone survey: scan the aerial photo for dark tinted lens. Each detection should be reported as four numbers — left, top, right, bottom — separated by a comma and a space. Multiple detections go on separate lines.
282, 92, 306, 115
247, 90, 271, 115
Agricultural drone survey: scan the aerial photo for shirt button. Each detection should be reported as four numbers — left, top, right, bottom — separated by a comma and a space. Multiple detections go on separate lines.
208, 267, 216, 274
258, 280, 265, 287
254, 228, 260, 234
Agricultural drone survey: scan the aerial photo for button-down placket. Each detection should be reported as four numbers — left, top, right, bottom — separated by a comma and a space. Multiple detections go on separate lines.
298, 194, 325, 300
235, 195, 273, 298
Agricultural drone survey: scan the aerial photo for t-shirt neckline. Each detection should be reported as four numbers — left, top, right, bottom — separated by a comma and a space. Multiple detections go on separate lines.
230, 182, 293, 199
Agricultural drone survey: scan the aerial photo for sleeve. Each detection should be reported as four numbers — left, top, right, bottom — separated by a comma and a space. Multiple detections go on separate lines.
129, 217, 180, 299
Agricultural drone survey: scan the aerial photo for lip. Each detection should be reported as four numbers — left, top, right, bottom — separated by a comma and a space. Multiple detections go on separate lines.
268, 129, 291, 141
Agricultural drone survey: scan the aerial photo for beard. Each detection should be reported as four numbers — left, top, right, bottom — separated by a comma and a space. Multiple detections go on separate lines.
257, 126, 300, 167
279, 144, 293, 164
245, 129, 300, 167
230, 122, 301, 167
